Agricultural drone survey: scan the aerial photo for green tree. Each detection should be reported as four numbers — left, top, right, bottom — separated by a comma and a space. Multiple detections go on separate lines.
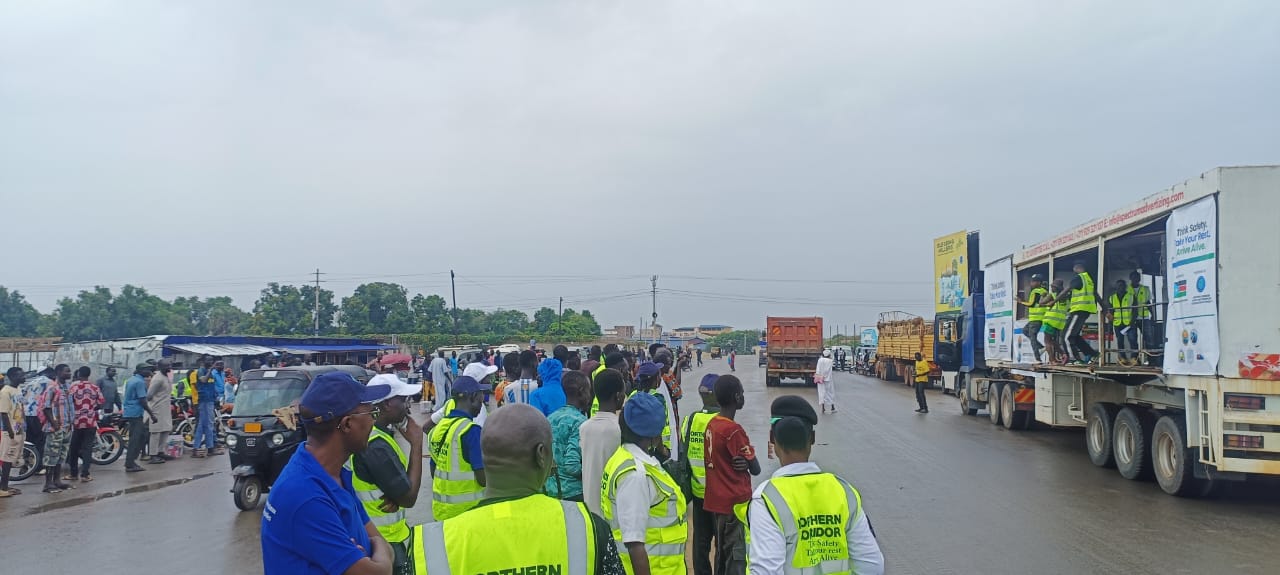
341, 282, 414, 334
532, 307, 558, 333
0, 287, 42, 337
709, 330, 763, 352
111, 285, 183, 337
410, 294, 451, 333
252, 283, 337, 335
53, 287, 115, 341
485, 309, 530, 337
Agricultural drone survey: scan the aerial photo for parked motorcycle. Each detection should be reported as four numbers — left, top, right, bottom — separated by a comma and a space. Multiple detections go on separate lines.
91, 412, 125, 466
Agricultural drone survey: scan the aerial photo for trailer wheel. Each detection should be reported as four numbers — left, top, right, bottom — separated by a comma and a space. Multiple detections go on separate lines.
1114, 407, 1154, 480
1086, 403, 1120, 468
765, 376, 778, 387
1153, 414, 1200, 496
988, 381, 1004, 426
1001, 385, 1029, 430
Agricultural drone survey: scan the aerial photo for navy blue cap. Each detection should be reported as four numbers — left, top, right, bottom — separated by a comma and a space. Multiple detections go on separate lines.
624, 392, 666, 437
699, 374, 719, 392
299, 372, 391, 424
451, 375, 492, 394
637, 361, 665, 378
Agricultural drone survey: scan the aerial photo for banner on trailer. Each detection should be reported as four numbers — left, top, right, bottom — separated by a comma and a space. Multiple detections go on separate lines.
1164, 196, 1219, 375
984, 257, 1014, 362
934, 231, 969, 313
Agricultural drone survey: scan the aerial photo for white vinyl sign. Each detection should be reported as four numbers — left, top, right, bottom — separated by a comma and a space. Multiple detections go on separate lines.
1163, 196, 1219, 375
984, 257, 1014, 362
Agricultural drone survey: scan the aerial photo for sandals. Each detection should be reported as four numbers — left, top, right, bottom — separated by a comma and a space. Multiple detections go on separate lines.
0, 489, 14, 498
80, 476, 94, 483
42, 486, 63, 494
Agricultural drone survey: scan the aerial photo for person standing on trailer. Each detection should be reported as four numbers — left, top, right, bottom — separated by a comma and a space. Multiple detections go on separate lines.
1040, 280, 1070, 364
1128, 271, 1154, 365
1022, 274, 1050, 362
1109, 279, 1139, 366
1058, 261, 1105, 364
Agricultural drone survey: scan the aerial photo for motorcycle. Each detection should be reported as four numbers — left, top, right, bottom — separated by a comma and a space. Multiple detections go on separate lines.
91, 412, 125, 466
5, 440, 40, 482
172, 396, 227, 449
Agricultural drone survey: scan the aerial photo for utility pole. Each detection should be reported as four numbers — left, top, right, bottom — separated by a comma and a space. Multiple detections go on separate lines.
650, 275, 658, 338
313, 268, 323, 336
557, 296, 563, 336
450, 270, 458, 344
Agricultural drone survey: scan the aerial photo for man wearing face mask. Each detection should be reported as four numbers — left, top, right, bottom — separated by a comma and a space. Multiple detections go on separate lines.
261, 372, 395, 575
350, 374, 425, 575
410, 404, 625, 575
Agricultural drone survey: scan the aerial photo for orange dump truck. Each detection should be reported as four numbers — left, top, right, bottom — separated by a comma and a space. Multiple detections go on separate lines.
764, 316, 823, 387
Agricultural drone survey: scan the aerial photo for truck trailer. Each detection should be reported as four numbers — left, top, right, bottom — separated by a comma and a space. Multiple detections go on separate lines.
764, 316, 823, 386
874, 312, 939, 386
953, 165, 1280, 497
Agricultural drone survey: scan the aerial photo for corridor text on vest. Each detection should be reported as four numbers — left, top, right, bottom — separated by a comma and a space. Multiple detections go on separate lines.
799, 513, 845, 554
477, 564, 564, 575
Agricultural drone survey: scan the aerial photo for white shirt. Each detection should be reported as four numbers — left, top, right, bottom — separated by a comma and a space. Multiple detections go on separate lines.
654, 382, 681, 461
748, 462, 884, 575
579, 411, 622, 516
613, 443, 663, 544
815, 357, 834, 382
503, 379, 539, 407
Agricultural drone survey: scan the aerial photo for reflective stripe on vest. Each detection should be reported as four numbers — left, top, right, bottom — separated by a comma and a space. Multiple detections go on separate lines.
600, 447, 688, 575
413, 496, 596, 575
428, 416, 484, 520
1042, 299, 1069, 330
1110, 293, 1133, 326
759, 473, 862, 575
1026, 287, 1049, 322
1131, 285, 1152, 318
682, 411, 716, 499
1070, 272, 1098, 314
349, 427, 410, 543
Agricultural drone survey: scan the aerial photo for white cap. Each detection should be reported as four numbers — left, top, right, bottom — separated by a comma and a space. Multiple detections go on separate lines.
463, 362, 499, 381
822, 349, 832, 357
368, 374, 422, 402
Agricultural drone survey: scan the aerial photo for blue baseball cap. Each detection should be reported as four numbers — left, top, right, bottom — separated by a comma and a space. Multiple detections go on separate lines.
623, 392, 666, 437
699, 374, 719, 393
299, 372, 391, 424
637, 361, 665, 378
451, 375, 492, 395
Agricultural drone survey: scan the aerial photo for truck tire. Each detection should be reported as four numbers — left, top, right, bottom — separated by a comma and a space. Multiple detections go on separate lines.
1114, 407, 1154, 480
1153, 414, 1200, 497
1001, 385, 1029, 430
988, 381, 1004, 426
1086, 403, 1120, 468
958, 377, 978, 416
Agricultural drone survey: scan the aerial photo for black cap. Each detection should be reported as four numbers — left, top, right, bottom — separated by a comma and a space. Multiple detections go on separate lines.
770, 395, 818, 426
1030, 274, 1044, 281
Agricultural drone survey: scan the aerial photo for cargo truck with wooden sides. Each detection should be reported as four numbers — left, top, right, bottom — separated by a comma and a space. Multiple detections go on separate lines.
953, 165, 1280, 497
764, 316, 823, 387
874, 312, 939, 386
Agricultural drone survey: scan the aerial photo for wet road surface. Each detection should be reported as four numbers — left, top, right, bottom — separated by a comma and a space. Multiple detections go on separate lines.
3, 358, 1279, 574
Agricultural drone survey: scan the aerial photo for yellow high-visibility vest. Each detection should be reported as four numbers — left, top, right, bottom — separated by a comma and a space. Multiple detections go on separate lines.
749, 472, 864, 575
600, 446, 687, 575
1025, 287, 1049, 322
1110, 292, 1134, 327
428, 415, 484, 520
411, 495, 598, 575
680, 411, 716, 499
1070, 272, 1099, 314
349, 426, 410, 543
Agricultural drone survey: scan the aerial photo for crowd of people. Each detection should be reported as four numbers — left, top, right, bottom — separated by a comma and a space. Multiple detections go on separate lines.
261, 341, 884, 575
0, 355, 244, 497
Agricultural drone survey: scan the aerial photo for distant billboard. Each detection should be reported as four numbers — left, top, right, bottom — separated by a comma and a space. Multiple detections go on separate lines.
934, 231, 969, 313
860, 328, 878, 347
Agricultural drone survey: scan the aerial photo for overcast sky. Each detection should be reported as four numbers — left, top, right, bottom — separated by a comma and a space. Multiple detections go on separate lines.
2, 1, 1278, 333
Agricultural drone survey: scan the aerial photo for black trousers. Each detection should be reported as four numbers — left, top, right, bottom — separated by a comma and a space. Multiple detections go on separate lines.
914, 381, 929, 410
713, 512, 747, 575
25, 422, 45, 464
1024, 321, 1044, 360
690, 496, 715, 575
67, 427, 96, 477
1065, 311, 1096, 360
125, 417, 147, 468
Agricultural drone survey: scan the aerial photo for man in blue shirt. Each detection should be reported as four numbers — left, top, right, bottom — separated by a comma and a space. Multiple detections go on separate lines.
192, 357, 220, 457
262, 372, 395, 575
122, 364, 156, 472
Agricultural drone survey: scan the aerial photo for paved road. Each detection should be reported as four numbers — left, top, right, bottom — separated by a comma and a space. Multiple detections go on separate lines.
4, 358, 1280, 574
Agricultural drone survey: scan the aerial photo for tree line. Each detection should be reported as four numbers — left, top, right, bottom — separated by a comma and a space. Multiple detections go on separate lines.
0, 282, 602, 342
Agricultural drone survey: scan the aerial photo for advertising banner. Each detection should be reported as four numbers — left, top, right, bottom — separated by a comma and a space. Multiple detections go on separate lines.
1164, 196, 1219, 375
983, 257, 1014, 362
934, 231, 969, 313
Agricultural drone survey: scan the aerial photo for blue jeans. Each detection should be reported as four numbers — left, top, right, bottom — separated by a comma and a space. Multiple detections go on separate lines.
194, 400, 218, 449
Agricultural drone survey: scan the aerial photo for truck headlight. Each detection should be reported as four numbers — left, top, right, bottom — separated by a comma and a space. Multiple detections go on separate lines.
271, 433, 284, 447
225, 434, 238, 448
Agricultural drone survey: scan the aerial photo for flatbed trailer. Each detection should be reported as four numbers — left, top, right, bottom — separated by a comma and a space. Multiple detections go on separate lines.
955, 166, 1280, 497
875, 312, 940, 386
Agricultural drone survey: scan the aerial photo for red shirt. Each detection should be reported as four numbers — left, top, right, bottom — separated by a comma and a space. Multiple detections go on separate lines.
69, 380, 104, 430
703, 415, 756, 514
